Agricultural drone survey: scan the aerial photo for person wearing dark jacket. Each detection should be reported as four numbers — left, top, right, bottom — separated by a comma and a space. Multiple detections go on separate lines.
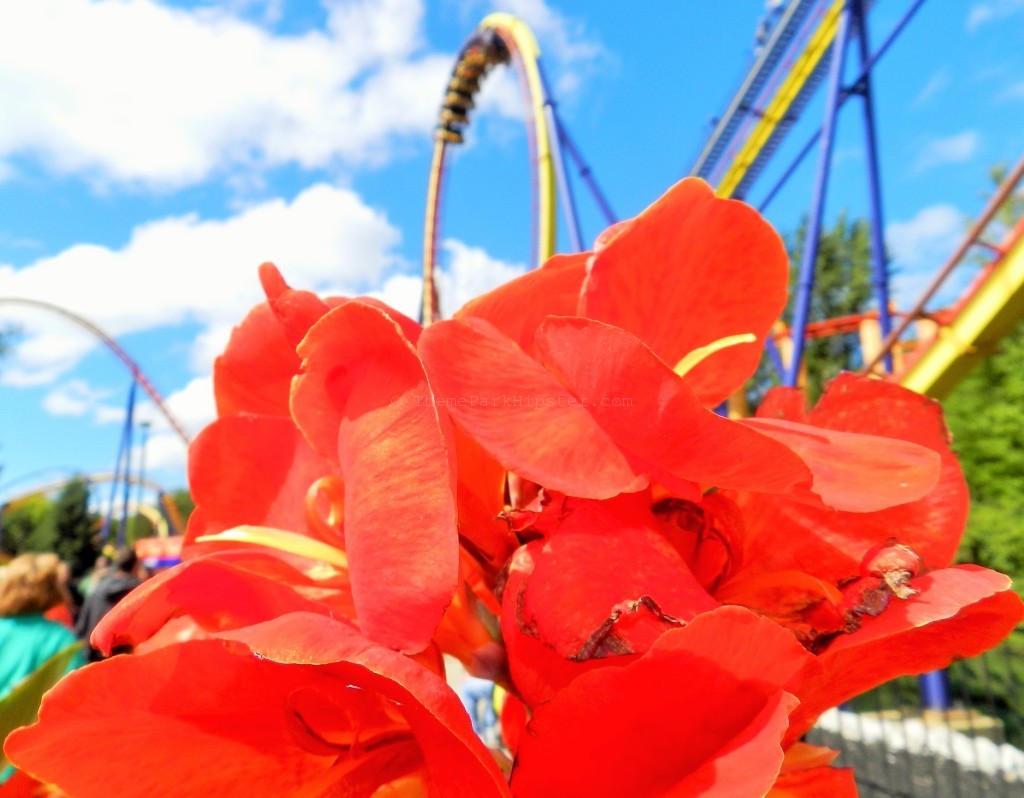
74, 546, 142, 662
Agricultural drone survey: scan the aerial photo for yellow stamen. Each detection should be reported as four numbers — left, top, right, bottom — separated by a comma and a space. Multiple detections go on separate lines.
195, 525, 349, 569
673, 333, 757, 379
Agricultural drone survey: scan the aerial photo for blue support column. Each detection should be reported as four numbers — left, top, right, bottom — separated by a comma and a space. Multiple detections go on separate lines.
851, 0, 894, 372
559, 125, 618, 227
118, 381, 137, 546
100, 381, 137, 547
785, 2, 854, 387
920, 670, 951, 710
537, 58, 584, 253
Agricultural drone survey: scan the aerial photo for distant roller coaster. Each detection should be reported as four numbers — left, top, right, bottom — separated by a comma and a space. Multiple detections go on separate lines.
0, 297, 190, 445
0, 471, 185, 537
420, 13, 614, 325
426, 5, 1024, 404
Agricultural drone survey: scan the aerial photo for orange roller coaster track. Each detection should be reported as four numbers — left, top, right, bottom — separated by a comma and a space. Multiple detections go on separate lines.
0, 297, 191, 446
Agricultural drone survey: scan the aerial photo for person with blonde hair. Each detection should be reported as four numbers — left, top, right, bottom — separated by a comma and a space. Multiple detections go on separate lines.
0, 552, 86, 700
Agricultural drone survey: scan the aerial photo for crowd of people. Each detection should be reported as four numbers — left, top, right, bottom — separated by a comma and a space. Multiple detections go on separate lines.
0, 546, 144, 699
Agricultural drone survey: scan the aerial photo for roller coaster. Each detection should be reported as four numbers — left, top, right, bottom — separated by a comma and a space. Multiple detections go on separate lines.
0, 471, 185, 539
422, 1, 1024, 403
0, 300, 190, 550
1, 2, 1021, 538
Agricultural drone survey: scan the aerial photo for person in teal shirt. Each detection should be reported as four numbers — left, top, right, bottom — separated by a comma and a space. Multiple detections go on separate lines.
0, 552, 86, 783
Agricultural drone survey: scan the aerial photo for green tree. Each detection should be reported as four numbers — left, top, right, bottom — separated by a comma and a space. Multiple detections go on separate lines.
0, 494, 53, 556
50, 478, 100, 579
750, 211, 874, 405
169, 488, 194, 531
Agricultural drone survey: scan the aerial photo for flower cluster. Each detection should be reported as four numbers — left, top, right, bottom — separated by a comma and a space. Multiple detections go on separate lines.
6, 179, 1022, 796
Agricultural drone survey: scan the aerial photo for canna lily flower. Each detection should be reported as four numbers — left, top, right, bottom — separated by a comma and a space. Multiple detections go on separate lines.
8, 168, 1020, 798
419, 179, 942, 516
457, 177, 789, 407
508, 606, 815, 797
5, 614, 511, 798
186, 263, 459, 655
720, 373, 968, 582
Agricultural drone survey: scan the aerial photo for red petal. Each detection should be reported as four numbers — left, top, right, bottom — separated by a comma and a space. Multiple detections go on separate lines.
6, 636, 509, 797
418, 317, 646, 499
510, 607, 810, 798
521, 498, 718, 657
741, 417, 941, 512
213, 301, 298, 418
292, 301, 459, 653
184, 415, 335, 547
354, 297, 423, 345
451, 424, 518, 572
581, 178, 788, 406
768, 766, 857, 797
500, 496, 719, 706
455, 252, 588, 354
753, 374, 966, 573
258, 262, 332, 348
536, 317, 812, 496
91, 551, 344, 655
787, 565, 1024, 740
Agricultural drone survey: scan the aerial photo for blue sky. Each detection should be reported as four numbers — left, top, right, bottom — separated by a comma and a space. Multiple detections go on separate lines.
1, 0, 1022, 510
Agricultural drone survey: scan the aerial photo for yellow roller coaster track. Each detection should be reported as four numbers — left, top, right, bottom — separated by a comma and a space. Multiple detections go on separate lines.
898, 219, 1024, 399
715, 0, 844, 198
421, 13, 556, 325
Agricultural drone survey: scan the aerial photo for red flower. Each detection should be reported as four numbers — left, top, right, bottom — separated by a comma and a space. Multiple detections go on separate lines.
5, 615, 510, 798
188, 263, 458, 654
8, 175, 1020, 798
509, 607, 813, 797
420, 179, 942, 514
723, 373, 970, 585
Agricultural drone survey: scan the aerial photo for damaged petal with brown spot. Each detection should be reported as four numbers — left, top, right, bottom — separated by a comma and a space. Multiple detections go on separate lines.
861, 541, 922, 600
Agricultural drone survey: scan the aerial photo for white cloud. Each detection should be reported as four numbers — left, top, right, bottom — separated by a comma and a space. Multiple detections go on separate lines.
370, 273, 425, 320
0, 183, 404, 385
913, 131, 980, 171
366, 240, 526, 320
437, 239, 526, 317
41, 379, 112, 417
886, 204, 963, 268
0, 0, 604, 189
967, 0, 1024, 30
0, 0, 450, 188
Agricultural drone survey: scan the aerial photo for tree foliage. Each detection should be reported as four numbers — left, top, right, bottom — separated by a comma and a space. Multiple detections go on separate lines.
750, 211, 875, 406
51, 478, 100, 579
944, 322, 1024, 586
0, 479, 99, 577
942, 162, 1024, 590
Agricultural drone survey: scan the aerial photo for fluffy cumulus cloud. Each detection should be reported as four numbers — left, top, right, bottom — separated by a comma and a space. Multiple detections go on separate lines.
913, 131, 980, 172
0, 183, 403, 385
41, 379, 113, 417
0, 0, 603, 189
886, 204, 963, 267
437, 239, 526, 316
0, 0, 439, 187
886, 203, 967, 305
